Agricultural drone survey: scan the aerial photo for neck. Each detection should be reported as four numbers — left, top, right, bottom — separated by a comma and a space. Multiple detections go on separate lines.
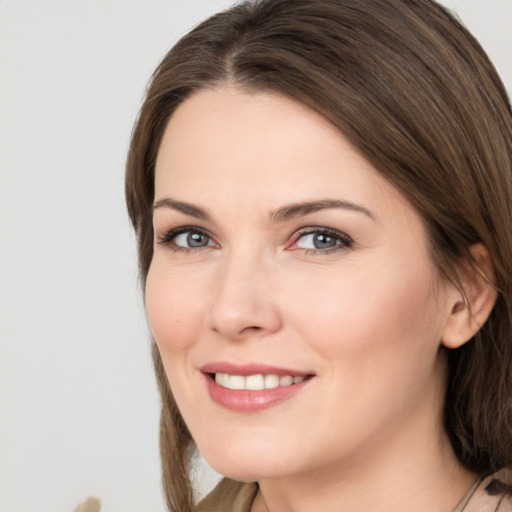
253, 407, 475, 512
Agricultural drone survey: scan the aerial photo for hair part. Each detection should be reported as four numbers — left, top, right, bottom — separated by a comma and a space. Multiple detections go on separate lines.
125, 1, 512, 509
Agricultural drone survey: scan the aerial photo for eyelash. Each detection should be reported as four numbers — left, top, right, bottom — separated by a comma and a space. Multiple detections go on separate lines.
156, 226, 353, 255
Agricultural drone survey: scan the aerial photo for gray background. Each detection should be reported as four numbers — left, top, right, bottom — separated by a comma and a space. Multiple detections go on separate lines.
1, 1, 511, 511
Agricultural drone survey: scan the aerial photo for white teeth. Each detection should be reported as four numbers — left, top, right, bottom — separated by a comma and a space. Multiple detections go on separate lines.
215, 373, 229, 387
280, 375, 293, 386
229, 375, 245, 390
264, 374, 280, 389
246, 374, 265, 391
214, 373, 307, 390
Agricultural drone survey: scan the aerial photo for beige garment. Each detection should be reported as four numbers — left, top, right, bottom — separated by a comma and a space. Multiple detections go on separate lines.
196, 478, 257, 512
196, 470, 512, 512
455, 469, 512, 512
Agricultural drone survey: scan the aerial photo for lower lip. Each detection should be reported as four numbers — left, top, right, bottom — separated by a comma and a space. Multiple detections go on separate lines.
204, 374, 311, 412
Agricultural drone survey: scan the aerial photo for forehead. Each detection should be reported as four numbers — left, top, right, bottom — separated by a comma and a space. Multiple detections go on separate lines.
154, 87, 415, 225
158, 89, 368, 187
156, 87, 347, 174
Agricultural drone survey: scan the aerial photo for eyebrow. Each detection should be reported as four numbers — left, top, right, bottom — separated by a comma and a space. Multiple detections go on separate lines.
153, 198, 210, 220
152, 197, 374, 222
269, 199, 375, 223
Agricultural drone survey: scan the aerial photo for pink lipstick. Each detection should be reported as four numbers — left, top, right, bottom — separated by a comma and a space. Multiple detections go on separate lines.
201, 362, 314, 412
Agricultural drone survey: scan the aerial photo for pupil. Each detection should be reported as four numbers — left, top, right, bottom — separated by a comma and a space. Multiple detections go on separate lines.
314, 233, 335, 249
188, 232, 207, 247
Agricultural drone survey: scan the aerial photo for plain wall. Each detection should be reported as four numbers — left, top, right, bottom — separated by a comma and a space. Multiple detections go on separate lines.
1, 1, 510, 511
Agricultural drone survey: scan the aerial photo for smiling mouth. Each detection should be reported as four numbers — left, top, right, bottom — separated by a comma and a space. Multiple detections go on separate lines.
211, 373, 311, 390
203, 366, 315, 411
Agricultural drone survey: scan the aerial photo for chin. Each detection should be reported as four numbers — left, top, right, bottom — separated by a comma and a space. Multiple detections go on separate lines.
199, 441, 294, 482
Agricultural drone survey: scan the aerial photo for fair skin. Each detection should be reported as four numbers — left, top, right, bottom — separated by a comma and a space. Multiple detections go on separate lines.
146, 87, 495, 512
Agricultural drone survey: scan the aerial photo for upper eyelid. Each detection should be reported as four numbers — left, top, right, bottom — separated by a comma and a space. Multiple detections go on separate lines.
156, 225, 210, 236
292, 226, 352, 240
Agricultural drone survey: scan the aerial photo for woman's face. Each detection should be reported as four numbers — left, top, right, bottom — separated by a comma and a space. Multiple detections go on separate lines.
147, 87, 456, 481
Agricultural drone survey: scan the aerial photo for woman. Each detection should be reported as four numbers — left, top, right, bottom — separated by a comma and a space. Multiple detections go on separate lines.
125, 0, 512, 511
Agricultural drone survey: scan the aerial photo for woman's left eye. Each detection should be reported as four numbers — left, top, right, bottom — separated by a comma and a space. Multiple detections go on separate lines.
292, 229, 352, 252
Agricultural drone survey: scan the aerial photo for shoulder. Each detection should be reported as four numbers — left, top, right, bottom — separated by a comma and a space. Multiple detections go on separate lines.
196, 478, 258, 512
488, 469, 512, 512
463, 469, 512, 512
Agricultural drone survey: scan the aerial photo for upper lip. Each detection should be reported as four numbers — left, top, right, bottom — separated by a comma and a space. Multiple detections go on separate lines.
201, 361, 313, 377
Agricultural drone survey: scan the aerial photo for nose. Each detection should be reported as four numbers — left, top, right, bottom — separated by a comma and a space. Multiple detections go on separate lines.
208, 253, 283, 341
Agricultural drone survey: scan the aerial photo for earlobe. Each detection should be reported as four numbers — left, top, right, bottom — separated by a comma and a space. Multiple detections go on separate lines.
441, 243, 498, 349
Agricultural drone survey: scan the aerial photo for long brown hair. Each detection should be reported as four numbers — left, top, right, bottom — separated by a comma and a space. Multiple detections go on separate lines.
125, 1, 512, 510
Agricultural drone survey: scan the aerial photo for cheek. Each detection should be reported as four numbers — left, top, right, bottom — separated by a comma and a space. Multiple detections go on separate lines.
286, 258, 444, 363
145, 263, 207, 354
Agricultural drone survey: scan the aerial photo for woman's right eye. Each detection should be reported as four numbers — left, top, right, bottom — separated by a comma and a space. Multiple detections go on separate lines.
157, 228, 216, 251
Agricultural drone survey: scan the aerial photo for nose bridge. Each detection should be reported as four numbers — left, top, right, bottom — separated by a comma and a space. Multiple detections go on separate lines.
208, 247, 281, 339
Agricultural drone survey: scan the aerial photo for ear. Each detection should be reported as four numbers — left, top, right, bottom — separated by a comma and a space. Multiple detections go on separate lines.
441, 243, 498, 349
